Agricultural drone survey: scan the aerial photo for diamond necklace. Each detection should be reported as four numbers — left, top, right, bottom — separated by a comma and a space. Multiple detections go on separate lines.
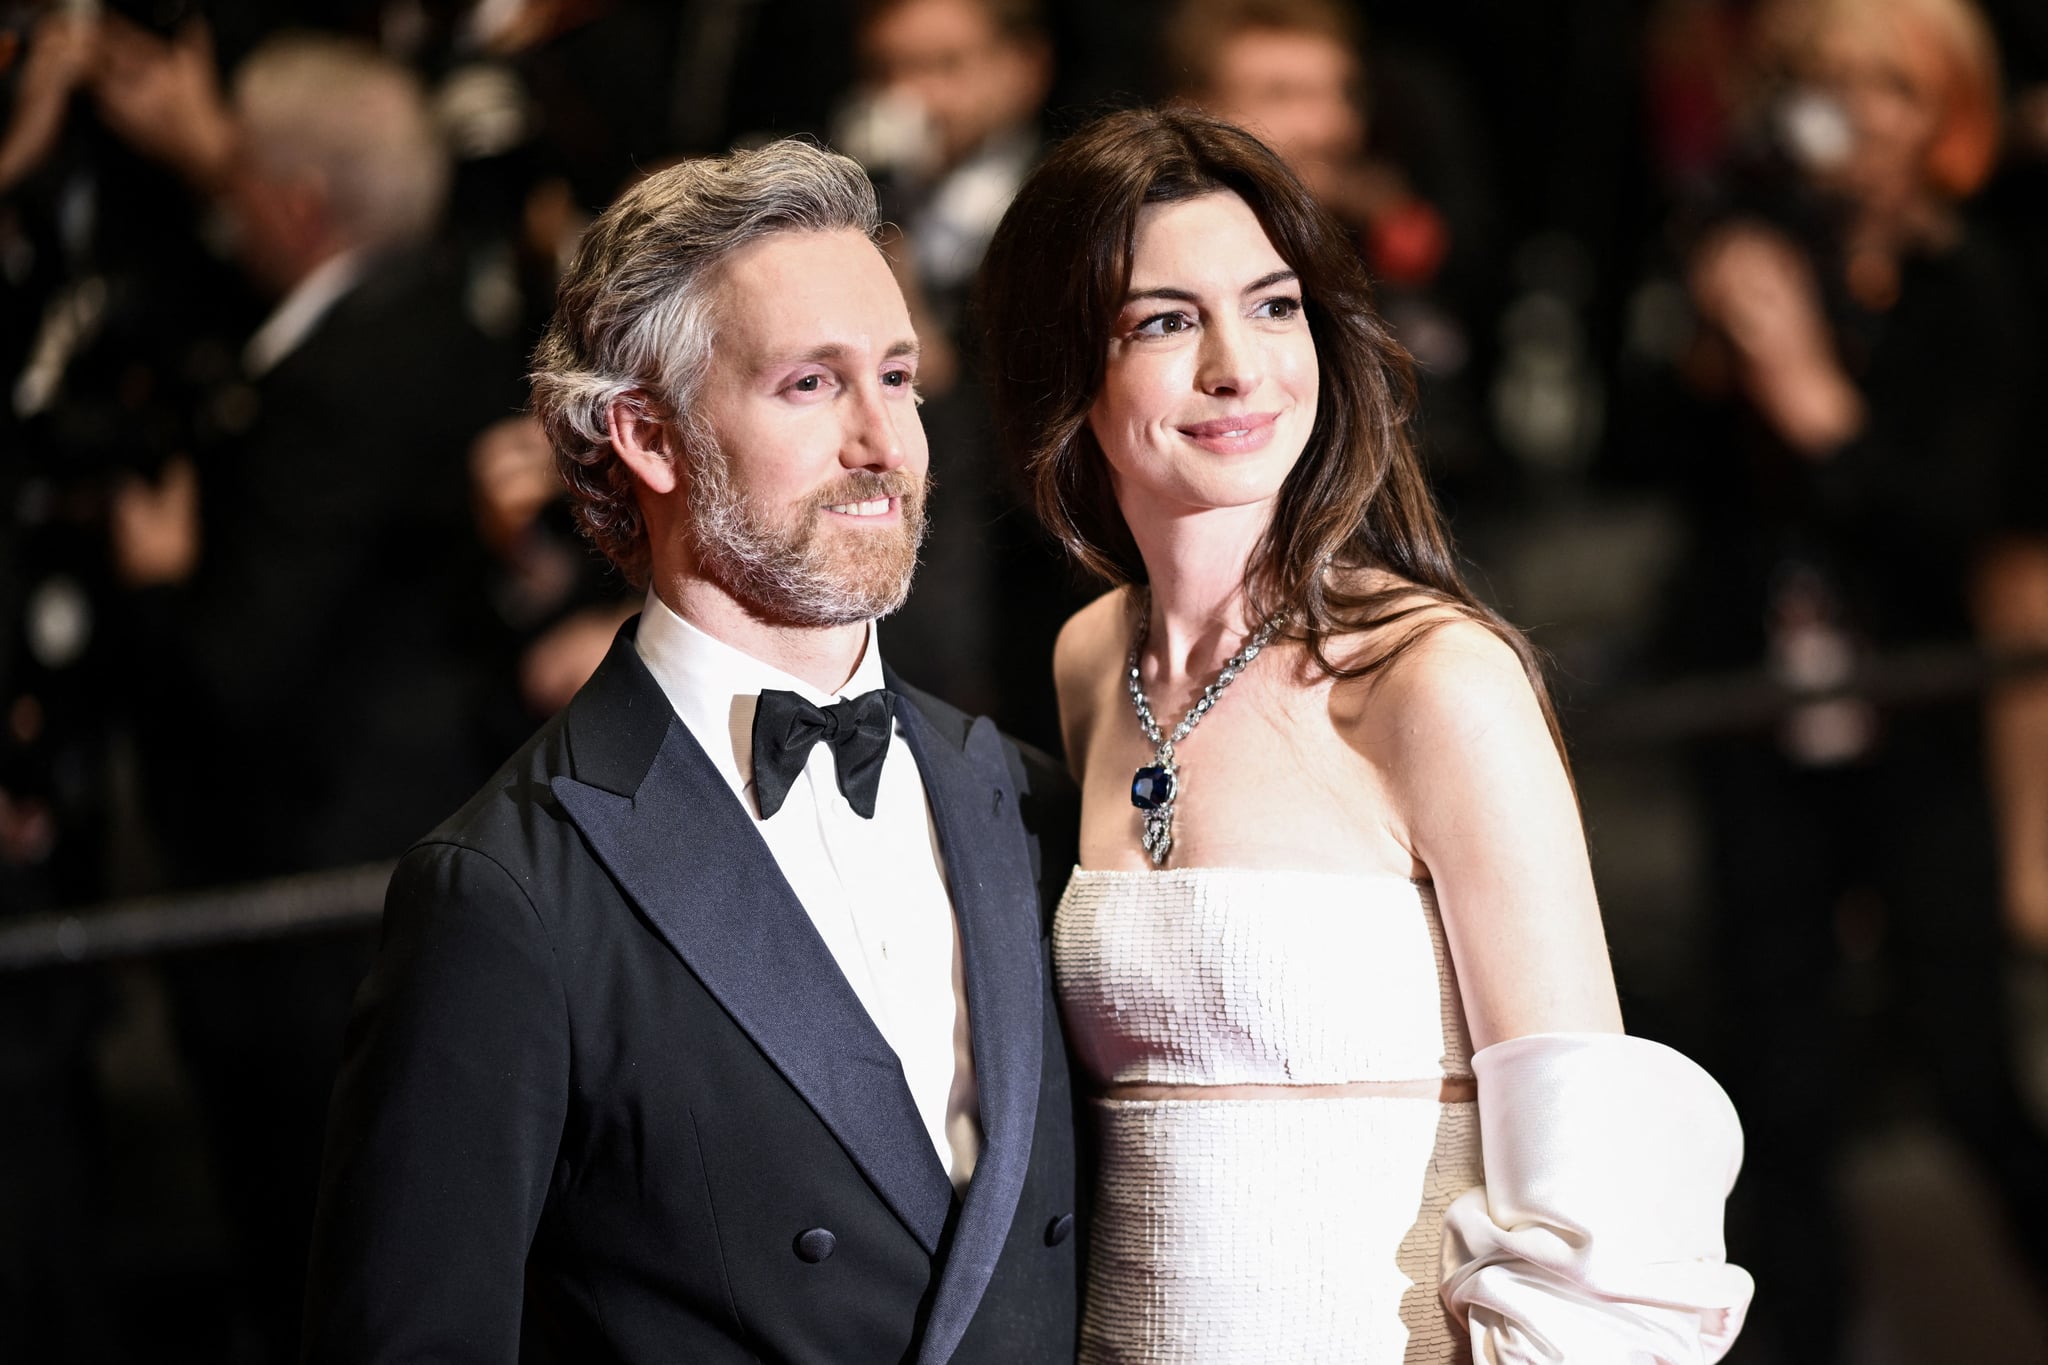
1126, 591, 1284, 867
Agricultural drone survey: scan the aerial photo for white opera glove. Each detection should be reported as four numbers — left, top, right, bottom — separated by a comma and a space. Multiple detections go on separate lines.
1439, 1032, 1755, 1364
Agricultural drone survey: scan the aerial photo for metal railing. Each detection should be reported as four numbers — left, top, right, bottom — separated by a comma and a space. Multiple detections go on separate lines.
4, 644, 2045, 974
1565, 642, 2048, 750
0, 861, 394, 973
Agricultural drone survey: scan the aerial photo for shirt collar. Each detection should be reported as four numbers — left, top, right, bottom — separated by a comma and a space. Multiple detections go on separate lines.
634, 589, 888, 792
243, 248, 370, 377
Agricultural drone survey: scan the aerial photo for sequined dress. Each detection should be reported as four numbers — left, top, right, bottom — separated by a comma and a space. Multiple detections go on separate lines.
1054, 866, 1480, 1363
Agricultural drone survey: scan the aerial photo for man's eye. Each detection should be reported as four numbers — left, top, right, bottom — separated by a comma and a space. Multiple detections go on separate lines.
881, 368, 911, 387
791, 375, 824, 393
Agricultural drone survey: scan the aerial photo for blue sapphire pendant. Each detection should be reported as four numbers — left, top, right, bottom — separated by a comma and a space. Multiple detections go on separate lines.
1130, 765, 1176, 809
1130, 761, 1178, 866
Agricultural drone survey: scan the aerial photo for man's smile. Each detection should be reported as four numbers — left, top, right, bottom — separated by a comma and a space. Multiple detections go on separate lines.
823, 496, 899, 518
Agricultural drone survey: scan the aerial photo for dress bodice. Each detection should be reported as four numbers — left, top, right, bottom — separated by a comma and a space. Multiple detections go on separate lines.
1054, 865, 1473, 1089
1052, 867, 1752, 1364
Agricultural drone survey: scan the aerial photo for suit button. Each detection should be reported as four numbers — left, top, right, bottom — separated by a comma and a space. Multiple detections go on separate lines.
794, 1228, 836, 1263
1044, 1213, 1074, 1247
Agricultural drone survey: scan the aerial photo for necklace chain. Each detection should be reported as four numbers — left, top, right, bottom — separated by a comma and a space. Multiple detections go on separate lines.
1125, 591, 1283, 866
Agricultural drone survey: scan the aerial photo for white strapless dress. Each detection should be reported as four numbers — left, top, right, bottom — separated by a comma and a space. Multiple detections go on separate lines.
1056, 866, 1478, 1363
1055, 866, 1756, 1365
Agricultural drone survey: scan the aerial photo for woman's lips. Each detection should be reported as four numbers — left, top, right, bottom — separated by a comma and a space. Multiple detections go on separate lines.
1176, 411, 1280, 454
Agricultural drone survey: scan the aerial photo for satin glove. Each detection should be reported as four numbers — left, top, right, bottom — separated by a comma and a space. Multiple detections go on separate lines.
1440, 1032, 1755, 1364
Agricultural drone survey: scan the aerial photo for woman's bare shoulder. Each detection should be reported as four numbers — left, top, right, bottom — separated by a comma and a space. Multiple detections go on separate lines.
1316, 570, 1518, 680
1330, 603, 1547, 765
1052, 588, 1133, 771
1053, 588, 1132, 694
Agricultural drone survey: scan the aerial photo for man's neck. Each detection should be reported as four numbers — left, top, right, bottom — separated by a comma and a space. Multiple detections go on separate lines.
656, 575, 871, 695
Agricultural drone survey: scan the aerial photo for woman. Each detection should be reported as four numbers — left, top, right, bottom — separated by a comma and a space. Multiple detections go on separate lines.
1652, 0, 2048, 1357
978, 107, 1753, 1362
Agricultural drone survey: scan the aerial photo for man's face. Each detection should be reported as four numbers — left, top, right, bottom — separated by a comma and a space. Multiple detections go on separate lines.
226, 138, 327, 294
861, 0, 1048, 169
685, 228, 931, 628
1202, 28, 1364, 203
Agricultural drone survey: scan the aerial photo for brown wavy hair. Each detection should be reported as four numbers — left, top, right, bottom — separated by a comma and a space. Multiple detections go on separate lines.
977, 105, 1561, 740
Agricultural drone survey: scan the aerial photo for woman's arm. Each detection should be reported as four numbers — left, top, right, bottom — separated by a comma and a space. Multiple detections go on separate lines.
1369, 618, 1620, 1049
1363, 619, 1752, 1363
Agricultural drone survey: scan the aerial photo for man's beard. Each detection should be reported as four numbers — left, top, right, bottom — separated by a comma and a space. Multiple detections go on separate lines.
688, 452, 930, 628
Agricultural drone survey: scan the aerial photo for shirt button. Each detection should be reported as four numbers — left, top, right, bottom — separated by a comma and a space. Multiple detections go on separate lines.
794, 1227, 837, 1263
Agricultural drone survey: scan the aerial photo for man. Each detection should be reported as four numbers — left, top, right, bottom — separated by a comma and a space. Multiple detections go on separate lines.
104, 27, 516, 881
303, 140, 1080, 1364
1164, 0, 1468, 307
1165, 0, 1504, 506
837, 0, 1075, 745
94, 32, 517, 1361
1167, 0, 1371, 219
844, 0, 1051, 344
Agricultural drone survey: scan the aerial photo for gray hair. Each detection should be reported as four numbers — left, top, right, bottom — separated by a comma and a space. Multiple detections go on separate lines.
529, 141, 882, 587
233, 34, 449, 252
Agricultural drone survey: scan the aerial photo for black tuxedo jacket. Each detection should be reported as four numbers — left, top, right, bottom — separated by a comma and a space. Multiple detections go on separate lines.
303, 623, 1081, 1363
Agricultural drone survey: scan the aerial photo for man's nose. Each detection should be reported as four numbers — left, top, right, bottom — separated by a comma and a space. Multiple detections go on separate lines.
842, 378, 912, 471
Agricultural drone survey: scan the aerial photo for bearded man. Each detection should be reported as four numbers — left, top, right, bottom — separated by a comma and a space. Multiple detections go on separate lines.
302, 141, 1080, 1364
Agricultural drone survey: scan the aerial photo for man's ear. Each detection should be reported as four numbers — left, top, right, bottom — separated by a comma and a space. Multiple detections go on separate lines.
606, 395, 680, 495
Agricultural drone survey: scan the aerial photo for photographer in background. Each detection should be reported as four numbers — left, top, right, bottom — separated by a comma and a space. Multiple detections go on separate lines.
835, 0, 1068, 742
1637, 0, 2048, 1357
1163, 0, 1504, 509
841, 0, 1051, 361
95, 26, 518, 1360
2, 11, 259, 1353
101, 20, 517, 882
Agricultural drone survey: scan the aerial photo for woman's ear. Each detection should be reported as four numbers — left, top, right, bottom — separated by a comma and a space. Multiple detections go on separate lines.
606, 394, 680, 495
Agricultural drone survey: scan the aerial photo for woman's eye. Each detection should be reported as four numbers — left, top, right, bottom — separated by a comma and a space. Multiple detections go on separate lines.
1259, 297, 1303, 321
1134, 311, 1193, 337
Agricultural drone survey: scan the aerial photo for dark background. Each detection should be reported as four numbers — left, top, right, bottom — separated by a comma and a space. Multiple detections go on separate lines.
3, 0, 2047, 1360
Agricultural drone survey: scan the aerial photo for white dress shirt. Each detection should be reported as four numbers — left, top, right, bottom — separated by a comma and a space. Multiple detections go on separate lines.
635, 592, 981, 1187
242, 249, 368, 377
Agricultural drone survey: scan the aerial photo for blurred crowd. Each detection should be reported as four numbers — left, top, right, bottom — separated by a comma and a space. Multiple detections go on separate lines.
2, 0, 2047, 1361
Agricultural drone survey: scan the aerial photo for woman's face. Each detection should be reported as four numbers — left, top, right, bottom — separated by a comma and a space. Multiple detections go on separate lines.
1087, 190, 1320, 528
1802, 19, 1945, 216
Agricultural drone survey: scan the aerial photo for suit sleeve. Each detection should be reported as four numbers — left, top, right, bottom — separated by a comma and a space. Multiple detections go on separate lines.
303, 841, 570, 1364
1001, 736, 1080, 936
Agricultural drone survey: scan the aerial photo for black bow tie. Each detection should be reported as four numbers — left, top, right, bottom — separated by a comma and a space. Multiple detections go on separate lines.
750, 688, 896, 819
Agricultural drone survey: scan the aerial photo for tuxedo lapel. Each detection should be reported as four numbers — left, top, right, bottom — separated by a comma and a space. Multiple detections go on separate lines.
892, 689, 1046, 1365
548, 631, 955, 1253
